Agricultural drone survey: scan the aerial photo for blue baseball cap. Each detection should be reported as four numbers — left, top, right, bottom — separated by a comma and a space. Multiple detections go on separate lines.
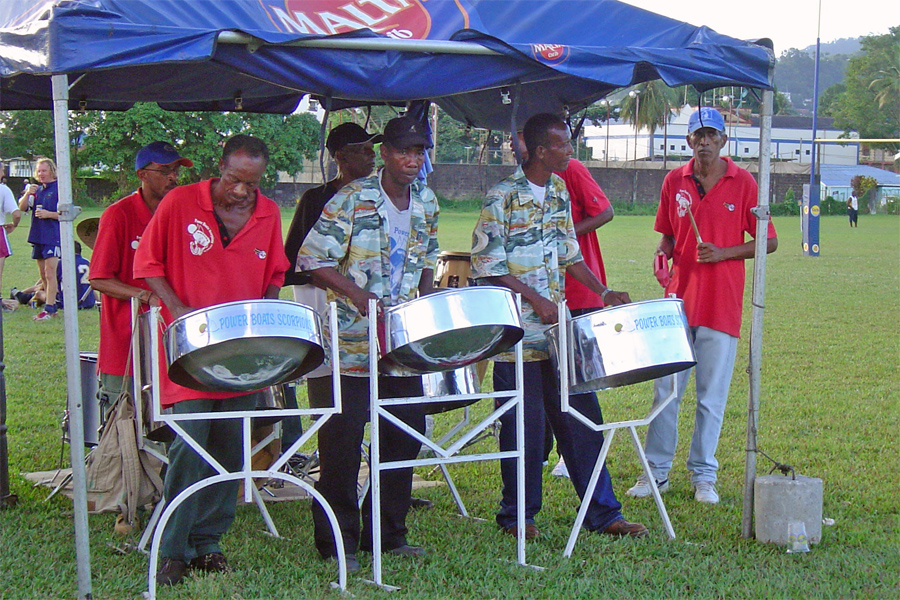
135, 141, 194, 171
688, 107, 726, 135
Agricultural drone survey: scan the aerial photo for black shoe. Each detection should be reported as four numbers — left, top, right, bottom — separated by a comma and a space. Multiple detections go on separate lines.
156, 558, 189, 586
409, 497, 434, 509
189, 551, 233, 573
325, 553, 360, 573
386, 544, 426, 557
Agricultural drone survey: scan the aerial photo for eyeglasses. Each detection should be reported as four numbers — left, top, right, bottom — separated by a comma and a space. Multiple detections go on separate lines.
142, 166, 182, 177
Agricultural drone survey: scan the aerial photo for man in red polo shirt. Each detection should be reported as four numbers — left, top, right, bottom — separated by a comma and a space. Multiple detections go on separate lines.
626, 107, 778, 505
90, 141, 193, 423
134, 135, 288, 586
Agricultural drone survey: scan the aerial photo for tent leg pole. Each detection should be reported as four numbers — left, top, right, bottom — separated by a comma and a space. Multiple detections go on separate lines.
741, 87, 774, 540
52, 73, 93, 599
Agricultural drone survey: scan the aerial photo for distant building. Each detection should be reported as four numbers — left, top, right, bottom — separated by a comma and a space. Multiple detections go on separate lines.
583, 105, 859, 166
2, 157, 35, 178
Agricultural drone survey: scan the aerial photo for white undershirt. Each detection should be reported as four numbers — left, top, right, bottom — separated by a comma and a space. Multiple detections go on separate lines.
379, 176, 411, 301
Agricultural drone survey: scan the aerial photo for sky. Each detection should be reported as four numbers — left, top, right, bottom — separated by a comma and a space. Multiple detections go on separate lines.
621, 0, 898, 56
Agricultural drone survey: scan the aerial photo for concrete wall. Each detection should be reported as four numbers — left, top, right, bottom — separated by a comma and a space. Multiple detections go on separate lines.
423, 163, 807, 207
76, 163, 808, 209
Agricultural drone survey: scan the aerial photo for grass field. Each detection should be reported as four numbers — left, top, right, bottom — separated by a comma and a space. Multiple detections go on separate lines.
0, 208, 897, 599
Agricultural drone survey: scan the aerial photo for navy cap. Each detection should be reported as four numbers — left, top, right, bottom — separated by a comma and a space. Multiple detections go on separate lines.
688, 107, 726, 134
326, 123, 383, 156
135, 141, 194, 171
382, 116, 432, 149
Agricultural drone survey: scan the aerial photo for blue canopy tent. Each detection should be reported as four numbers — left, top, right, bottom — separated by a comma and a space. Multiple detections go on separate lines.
0, 2, 776, 597
1, 0, 773, 125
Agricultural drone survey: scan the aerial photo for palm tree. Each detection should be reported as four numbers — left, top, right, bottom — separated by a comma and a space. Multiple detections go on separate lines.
619, 81, 679, 161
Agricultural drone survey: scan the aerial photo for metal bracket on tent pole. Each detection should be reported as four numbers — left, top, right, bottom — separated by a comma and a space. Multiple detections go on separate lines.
750, 205, 770, 220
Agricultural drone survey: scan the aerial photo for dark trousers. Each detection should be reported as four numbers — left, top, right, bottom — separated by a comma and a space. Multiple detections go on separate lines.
493, 360, 622, 532
308, 375, 425, 558
280, 382, 303, 449
160, 393, 259, 561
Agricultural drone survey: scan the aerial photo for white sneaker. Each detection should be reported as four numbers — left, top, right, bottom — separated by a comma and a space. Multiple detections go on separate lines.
626, 473, 669, 497
693, 481, 719, 504
551, 457, 569, 478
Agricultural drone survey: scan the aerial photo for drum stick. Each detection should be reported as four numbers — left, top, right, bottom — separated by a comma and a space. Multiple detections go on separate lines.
687, 208, 703, 244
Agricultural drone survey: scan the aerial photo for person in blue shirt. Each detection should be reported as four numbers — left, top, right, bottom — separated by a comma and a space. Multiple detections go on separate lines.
56, 241, 96, 310
17, 157, 61, 321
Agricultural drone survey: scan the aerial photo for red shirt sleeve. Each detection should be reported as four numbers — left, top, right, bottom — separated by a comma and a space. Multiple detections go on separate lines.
89, 204, 125, 280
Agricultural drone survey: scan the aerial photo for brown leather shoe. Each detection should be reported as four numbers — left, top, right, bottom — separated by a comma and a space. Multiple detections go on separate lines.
190, 552, 233, 573
503, 523, 539, 540
601, 519, 649, 538
156, 558, 189, 586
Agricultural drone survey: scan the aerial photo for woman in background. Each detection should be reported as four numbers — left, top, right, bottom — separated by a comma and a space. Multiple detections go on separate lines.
18, 157, 61, 321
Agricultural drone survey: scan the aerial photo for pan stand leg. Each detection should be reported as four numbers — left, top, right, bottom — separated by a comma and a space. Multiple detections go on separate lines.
628, 425, 675, 539
252, 483, 280, 537
437, 463, 469, 517
563, 428, 616, 558
137, 497, 166, 553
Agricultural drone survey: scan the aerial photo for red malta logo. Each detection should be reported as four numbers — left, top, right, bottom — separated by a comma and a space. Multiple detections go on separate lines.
263, 0, 432, 39
531, 44, 569, 66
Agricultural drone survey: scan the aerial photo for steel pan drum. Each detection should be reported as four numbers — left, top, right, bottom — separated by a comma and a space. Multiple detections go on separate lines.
379, 286, 523, 375
165, 300, 325, 392
421, 363, 482, 414
547, 298, 696, 393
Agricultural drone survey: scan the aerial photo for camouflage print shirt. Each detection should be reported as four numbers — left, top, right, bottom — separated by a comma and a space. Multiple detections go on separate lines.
471, 166, 582, 362
297, 171, 440, 374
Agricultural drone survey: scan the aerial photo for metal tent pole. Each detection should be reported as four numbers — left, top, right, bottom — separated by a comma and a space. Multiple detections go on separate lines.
741, 87, 774, 539
0, 313, 16, 509
51, 74, 93, 598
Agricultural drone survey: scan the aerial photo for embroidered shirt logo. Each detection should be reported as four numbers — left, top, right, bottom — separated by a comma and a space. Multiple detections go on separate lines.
254, 248, 267, 259
187, 220, 214, 256
675, 189, 693, 217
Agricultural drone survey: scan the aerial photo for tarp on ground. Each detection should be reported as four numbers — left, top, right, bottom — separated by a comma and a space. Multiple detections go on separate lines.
0, 0, 774, 130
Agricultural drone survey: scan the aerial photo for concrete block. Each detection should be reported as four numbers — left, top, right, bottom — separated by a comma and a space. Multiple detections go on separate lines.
754, 474, 823, 546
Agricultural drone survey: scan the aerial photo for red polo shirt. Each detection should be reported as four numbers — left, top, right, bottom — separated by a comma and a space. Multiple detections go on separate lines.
655, 157, 776, 338
557, 159, 611, 309
89, 190, 153, 377
133, 179, 289, 406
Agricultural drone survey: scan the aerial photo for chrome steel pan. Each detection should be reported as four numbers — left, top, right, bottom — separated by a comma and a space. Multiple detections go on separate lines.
165, 299, 324, 392
421, 363, 482, 414
379, 286, 523, 375
547, 298, 696, 392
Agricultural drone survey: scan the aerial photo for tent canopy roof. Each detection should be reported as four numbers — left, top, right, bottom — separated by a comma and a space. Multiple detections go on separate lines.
1, 0, 773, 130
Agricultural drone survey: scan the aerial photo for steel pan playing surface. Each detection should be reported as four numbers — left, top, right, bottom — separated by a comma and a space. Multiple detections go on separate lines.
547, 298, 696, 392
165, 300, 324, 392
379, 286, 523, 375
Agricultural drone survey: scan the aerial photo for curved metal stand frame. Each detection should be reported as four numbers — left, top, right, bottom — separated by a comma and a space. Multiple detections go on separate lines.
366, 298, 529, 590
556, 302, 679, 557
142, 304, 349, 600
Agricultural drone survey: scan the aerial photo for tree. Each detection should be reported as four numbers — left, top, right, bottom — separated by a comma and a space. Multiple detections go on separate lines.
0, 109, 94, 169
76, 104, 320, 199
831, 27, 900, 152
433, 109, 484, 163
818, 82, 846, 117
619, 81, 679, 160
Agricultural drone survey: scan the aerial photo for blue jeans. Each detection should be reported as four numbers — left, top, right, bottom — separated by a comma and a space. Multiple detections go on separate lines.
645, 326, 739, 484
493, 360, 622, 532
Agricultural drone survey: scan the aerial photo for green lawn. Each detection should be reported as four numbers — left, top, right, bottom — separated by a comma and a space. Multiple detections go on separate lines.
0, 208, 897, 599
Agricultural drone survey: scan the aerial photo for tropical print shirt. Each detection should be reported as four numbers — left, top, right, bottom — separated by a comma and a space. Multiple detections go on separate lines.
297, 171, 440, 373
471, 166, 582, 361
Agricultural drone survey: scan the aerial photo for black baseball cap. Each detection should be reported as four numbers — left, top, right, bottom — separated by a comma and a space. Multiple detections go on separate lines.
326, 123, 383, 156
382, 116, 432, 149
